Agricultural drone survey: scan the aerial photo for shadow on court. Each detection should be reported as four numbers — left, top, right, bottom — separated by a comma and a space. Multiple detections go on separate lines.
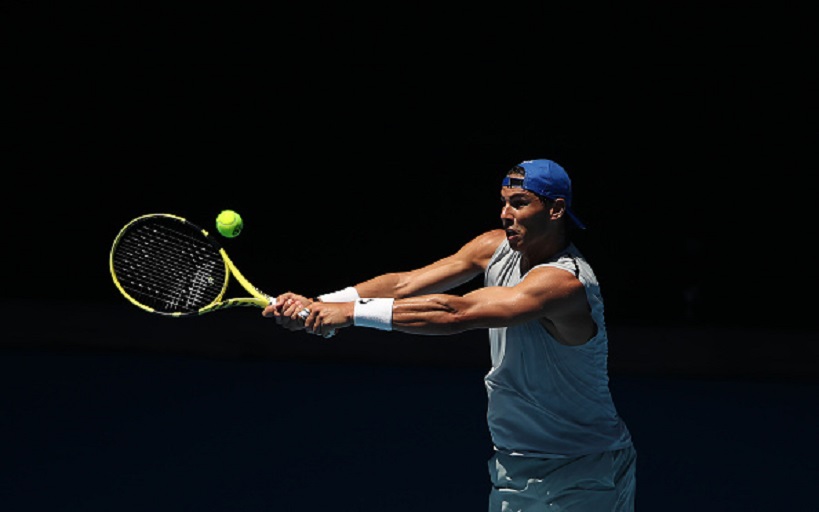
1, 302, 817, 511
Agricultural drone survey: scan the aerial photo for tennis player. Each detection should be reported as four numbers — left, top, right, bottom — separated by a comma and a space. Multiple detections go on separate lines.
264, 158, 637, 511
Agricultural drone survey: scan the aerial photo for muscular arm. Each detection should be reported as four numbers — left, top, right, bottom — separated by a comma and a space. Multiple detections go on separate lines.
268, 229, 594, 345
266, 230, 504, 328
353, 229, 506, 298
390, 265, 594, 345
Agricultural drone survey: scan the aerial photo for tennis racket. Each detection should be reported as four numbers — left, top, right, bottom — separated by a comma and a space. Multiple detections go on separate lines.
110, 213, 275, 316
110, 213, 333, 335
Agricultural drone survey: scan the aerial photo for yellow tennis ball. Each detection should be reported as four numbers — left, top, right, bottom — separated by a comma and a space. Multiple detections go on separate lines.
216, 210, 243, 238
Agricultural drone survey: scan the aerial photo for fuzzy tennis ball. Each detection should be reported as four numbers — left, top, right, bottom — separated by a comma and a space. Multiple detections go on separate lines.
216, 210, 243, 238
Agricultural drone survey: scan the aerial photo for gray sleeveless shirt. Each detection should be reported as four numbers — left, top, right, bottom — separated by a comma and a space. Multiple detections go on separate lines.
484, 240, 633, 457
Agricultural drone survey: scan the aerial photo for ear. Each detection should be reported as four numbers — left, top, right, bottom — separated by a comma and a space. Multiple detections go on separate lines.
550, 198, 568, 221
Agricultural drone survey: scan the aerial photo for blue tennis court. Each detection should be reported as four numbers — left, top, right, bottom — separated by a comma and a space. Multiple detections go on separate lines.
2, 334, 817, 511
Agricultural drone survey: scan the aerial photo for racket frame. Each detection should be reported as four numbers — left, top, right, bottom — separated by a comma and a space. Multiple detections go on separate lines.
110, 213, 272, 317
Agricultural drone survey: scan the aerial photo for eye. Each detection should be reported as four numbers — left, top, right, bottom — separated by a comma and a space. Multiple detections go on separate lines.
501, 194, 530, 210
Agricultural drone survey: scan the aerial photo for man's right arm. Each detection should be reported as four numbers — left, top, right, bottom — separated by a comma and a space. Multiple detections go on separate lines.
266, 229, 505, 329
354, 228, 505, 299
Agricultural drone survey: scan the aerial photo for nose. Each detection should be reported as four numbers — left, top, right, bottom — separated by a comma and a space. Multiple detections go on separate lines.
500, 203, 514, 220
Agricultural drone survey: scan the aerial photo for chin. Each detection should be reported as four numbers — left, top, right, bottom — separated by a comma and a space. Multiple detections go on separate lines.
507, 236, 523, 251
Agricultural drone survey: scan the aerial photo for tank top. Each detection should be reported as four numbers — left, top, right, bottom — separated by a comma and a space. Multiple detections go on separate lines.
484, 240, 633, 457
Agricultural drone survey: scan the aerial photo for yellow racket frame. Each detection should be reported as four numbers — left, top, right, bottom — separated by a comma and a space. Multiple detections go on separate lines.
109, 213, 272, 317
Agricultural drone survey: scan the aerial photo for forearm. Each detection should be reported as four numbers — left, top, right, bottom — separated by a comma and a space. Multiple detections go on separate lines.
330, 242, 488, 301
358, 287, 520, 335
390, 295, 478, 335
304, 289, 513, 338
353, 272, 412, 299
305, 294, 476, 336
354, 267, 480, 300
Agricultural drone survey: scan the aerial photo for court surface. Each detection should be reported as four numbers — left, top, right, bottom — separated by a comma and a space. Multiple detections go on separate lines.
2, 346, 817, 511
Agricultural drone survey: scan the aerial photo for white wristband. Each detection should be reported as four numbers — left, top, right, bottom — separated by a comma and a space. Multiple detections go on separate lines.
317, 286, 360, 303
353, 298, 394, 331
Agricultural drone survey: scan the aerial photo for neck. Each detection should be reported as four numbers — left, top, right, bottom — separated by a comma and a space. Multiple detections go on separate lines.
520, 236, 570, 274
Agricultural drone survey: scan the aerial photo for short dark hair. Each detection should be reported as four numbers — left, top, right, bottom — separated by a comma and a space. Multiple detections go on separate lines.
506, 165, 526, 177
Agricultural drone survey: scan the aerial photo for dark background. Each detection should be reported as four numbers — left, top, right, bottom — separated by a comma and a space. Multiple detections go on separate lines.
4, 3, 817, 331
3, 3, 818, 511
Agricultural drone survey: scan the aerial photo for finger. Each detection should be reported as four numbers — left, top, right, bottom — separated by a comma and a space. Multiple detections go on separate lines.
303, 309, 316, 333
286, 300, 304, 320
274, 293, 295, 310
276, 300, 305, 330
313, 314, 336, 339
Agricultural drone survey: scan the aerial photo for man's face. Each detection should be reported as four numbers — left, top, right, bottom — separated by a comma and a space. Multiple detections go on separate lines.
499, 182, 551, 251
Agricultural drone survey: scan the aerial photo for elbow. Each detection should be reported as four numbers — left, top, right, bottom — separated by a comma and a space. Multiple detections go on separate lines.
428, 297, 483, 334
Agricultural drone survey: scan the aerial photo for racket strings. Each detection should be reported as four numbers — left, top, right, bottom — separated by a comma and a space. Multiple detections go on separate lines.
112, 219, 227, 313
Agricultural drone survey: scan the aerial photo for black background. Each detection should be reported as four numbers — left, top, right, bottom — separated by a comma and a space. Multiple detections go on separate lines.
5, 4, 816, 331
2, 5, 818, 511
